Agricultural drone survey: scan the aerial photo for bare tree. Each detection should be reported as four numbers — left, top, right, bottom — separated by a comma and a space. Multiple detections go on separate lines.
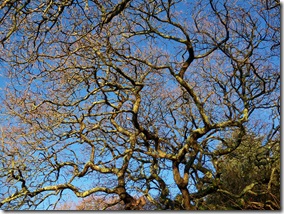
0, 0, 280, 210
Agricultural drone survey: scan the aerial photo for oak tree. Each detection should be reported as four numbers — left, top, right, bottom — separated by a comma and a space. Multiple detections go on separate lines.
0, 0, 280, 210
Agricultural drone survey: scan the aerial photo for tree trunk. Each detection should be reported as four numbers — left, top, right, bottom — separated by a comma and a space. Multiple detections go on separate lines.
180, 188, 195, 210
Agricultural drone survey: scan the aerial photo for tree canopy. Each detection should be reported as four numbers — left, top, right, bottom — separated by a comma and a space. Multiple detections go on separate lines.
0, 0, 280, 210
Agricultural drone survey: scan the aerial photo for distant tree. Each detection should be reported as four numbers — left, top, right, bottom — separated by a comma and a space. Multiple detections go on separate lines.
57, 195, 124, 210
199, 132, 280, 210
0, 0, 280, 210
57, 194, 154, 210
